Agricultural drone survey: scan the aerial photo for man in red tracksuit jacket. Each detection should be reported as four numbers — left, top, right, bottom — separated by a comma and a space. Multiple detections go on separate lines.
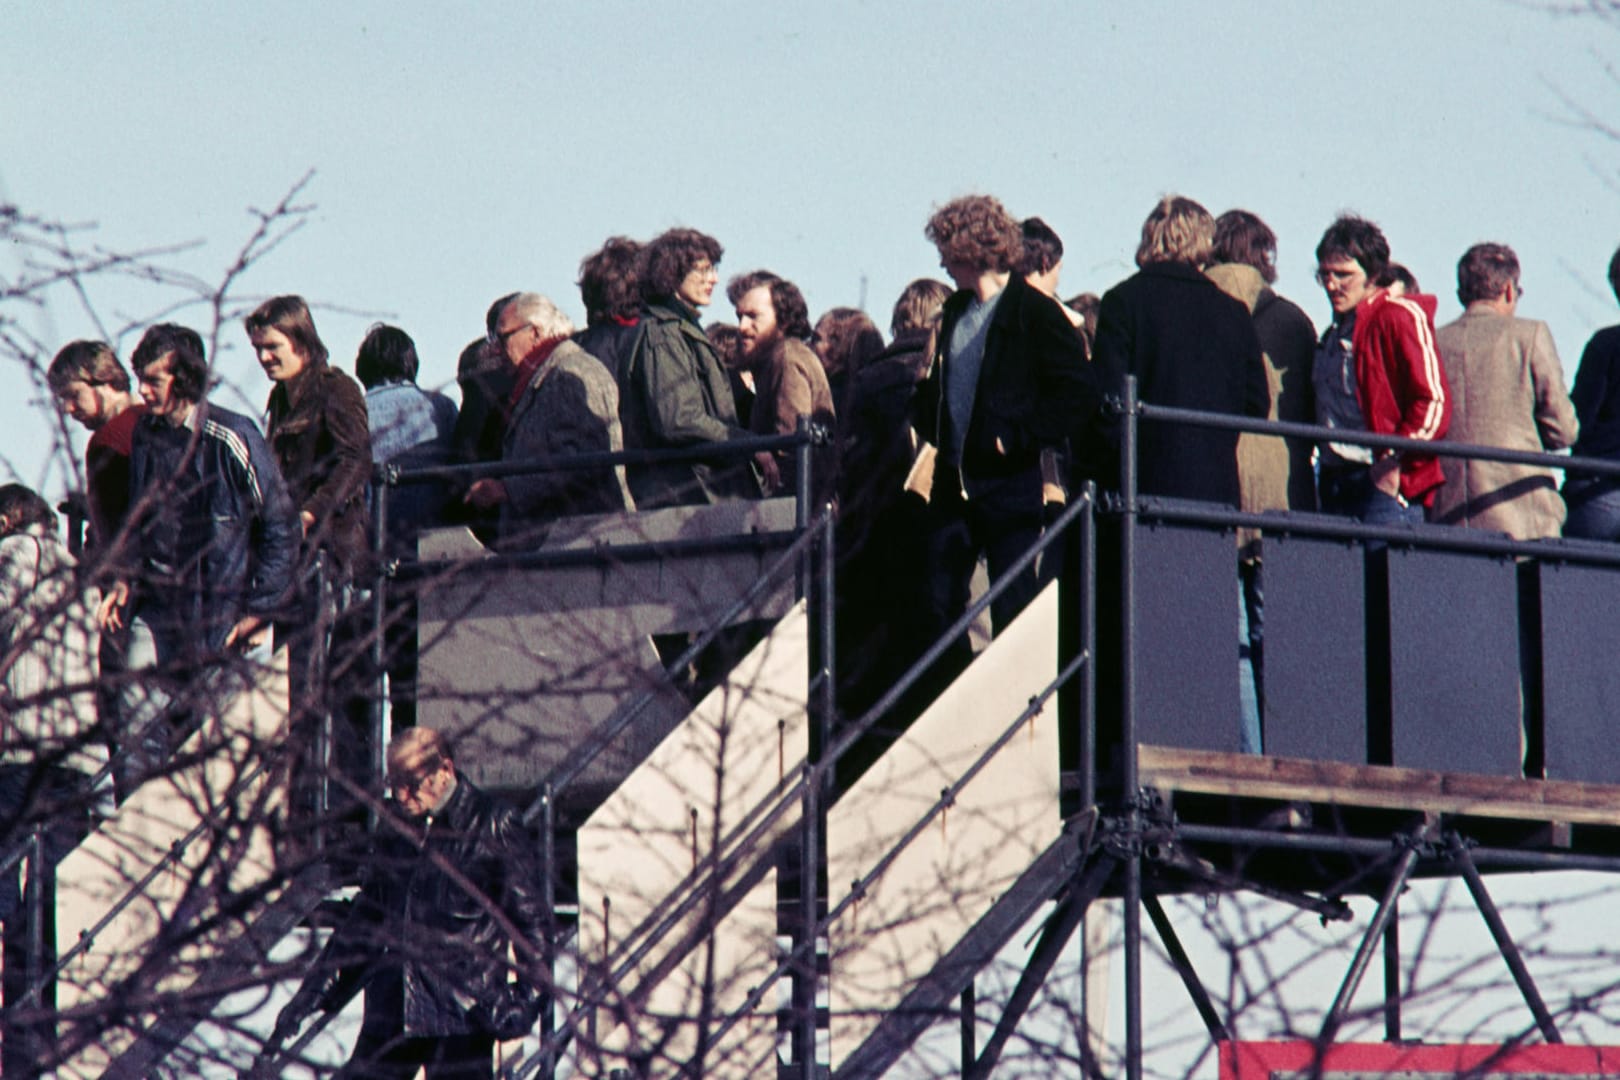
1311, 214, 1451, 522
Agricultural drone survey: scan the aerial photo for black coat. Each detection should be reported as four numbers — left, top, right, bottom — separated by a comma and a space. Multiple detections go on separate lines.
1093, 262, 1269, 505
298, 773, 547, 1038
914, 274, 1098, 501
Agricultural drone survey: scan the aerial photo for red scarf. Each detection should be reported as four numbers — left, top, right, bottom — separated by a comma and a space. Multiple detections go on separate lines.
506, 335, 568, 414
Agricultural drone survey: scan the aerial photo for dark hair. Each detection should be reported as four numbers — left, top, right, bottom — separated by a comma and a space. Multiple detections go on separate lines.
243, 295, 329, 369
725, 270, 812, 340
0, 483, 58, 536
1213, 210, 1279, 284
641, 228, 724, 302
1376, 262, 1420, 294
1315, 214, 1390, 283
1019, 217, 1064, 277
890, 278, 952, 338
485, 292, 519, 344
1609, 245, 1620, 306
47, 341, 130, 396
705, 322, 745, 370
926, 195, 1023, 274
130, 323, 209, 403
578, 237, 642, 324
812, 307, 884, 378
1065, 292, 1101, 349
355, 323, 419, 388
1455, 243, 1519, 305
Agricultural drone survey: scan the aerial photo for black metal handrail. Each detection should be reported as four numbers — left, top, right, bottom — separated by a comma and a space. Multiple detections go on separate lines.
1134, 397, 1620, 480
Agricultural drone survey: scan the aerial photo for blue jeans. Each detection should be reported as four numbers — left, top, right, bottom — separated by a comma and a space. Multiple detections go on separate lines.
1319, 466, 1425, 526
1564, 480, 1620, 541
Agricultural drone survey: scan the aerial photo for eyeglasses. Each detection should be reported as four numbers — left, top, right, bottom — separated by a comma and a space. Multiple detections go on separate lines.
495, 321, 534, 346
389, 757, 441, 799
1316, 267, 1363, 287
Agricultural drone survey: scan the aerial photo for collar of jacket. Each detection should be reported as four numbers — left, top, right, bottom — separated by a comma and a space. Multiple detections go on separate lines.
435, 770, 481, 832
268, 361, 332, 413
1138, 260, 1210, 286
645, 299, 715, 352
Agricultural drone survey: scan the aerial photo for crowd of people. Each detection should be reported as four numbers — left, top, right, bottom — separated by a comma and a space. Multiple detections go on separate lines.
6, 191, 1620, 1072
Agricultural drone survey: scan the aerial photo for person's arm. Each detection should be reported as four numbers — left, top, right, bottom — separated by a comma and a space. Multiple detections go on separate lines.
1238, 319, 1270, 420
1384, 300, 1450, 445
301, 372, 372, 530
1569, 332, 1612, 436
639, 331, 739, 446
241, 424, 301, 627
1530, 321, 1580, 451
503, 370, 617, 516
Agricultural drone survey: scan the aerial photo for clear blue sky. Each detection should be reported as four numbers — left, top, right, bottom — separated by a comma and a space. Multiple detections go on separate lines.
4, 0, 1618, 496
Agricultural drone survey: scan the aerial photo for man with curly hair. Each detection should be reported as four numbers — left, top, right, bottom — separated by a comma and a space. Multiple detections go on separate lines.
914, 194, 1098, 636
618, 227, 757, 508
728, 269, 836, 503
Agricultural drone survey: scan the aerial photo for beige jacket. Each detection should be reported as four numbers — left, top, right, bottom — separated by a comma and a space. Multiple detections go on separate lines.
1429, 310, 1578, 540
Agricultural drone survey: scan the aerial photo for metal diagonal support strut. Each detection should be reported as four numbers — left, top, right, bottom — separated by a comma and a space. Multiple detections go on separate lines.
1319, 827, 1430, 1045
967, 845, 1118, 1080
1144, 894, 1230, 1043
1450, 834, 1564, 1044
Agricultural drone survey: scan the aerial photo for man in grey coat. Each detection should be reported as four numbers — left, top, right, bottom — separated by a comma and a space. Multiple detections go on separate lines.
1429, 243, 1578, 540
464, 292, 632, 548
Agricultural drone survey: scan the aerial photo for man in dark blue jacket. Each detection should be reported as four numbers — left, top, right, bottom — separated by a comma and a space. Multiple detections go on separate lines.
98, 323, 299, 786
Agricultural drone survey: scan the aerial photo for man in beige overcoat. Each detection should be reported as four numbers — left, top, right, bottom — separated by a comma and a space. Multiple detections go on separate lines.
1429, 243, 1578, 539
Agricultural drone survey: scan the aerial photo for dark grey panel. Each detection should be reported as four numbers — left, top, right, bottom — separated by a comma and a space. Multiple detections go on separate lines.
1537, 560, 1620, 785
1386, 548, 1521, 777
417, 500, 799, 794
1133, 522, 1242, 752
1264, 535, 1367, 764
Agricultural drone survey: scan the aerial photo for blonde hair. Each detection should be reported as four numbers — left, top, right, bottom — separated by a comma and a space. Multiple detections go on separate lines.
1134, 195, 1215, 269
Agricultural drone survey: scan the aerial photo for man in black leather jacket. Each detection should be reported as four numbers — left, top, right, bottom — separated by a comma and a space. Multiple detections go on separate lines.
271, 727, 546, 1078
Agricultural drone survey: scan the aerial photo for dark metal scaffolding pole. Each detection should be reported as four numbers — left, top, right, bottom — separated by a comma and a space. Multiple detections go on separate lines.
1383, 906, 1401, 1042
1120, 377, 1144, 1080
1144, 895, 1230, 1043
1319, 842, 1422, 1045
969, 853, 1118, 1080
1454, 844, 1564, 1044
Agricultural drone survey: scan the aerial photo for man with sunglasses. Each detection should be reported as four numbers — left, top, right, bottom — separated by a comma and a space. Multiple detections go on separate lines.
271, 727, 546, 1078
1312, 215, 1451, 523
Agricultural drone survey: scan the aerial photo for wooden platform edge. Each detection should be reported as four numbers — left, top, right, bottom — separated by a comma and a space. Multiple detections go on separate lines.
1136, 744, 1620, 827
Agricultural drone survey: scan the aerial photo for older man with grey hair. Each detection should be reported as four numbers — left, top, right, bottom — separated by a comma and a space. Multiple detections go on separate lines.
464, 291, 633, 547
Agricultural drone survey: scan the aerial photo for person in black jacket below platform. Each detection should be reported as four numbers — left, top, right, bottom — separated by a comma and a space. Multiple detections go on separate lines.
271, 727, 546, 1079
1092, 195, 1270, 505
914, 194, 1099, 637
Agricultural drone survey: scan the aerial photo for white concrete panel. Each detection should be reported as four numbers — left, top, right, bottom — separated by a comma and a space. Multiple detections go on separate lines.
575, 604, 810, 1079
53, 649, 290, 1078
826, 582, 1061, 1070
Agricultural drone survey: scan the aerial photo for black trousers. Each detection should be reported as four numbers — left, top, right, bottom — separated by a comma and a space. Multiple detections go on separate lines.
336, 1030, 495, 1080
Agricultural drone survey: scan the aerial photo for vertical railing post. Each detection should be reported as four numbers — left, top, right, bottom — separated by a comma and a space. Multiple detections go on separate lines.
313, 552, 333, 857
1119, 376, 1144, 1080
22, 824, 48, 1070
368, 470, 390, 833
538, 781, 558, 1080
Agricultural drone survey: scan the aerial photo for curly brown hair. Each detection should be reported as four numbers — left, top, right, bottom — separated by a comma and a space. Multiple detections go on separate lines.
640, 228, 723, 303
578, 236, 642, 324
725, 270, 812, 340
925, 195, 1023, 275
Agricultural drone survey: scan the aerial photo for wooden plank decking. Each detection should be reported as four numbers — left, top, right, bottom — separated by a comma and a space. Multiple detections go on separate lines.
1137, 745, 1620, 828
